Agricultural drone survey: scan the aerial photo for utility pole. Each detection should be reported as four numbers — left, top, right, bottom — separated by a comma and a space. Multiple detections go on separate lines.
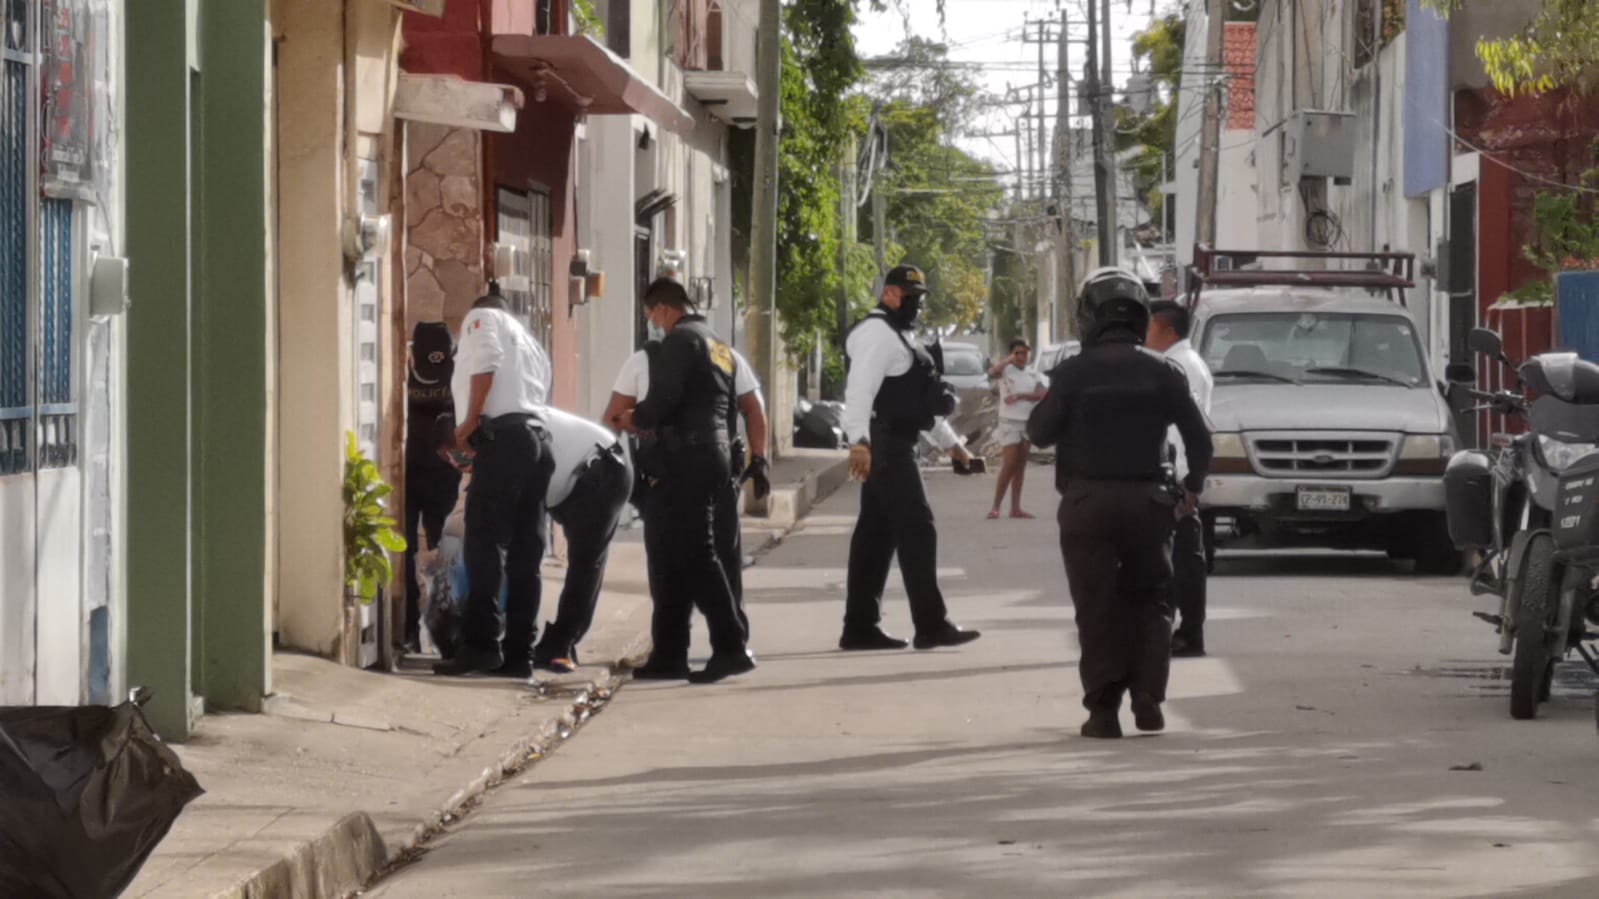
1086, 0, 1116, 267
1022, 16, 1060, 345
872, 130, 887, 277
1195, 0, 1227, 250
750, 0, 783, 453
1099, 0, 1118, 266
1036, 20, 1049, 206
1053, 2, 1076, 339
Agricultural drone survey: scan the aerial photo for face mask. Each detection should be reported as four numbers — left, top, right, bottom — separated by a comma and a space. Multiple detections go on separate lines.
893, 293, 923, 326
646, 320, 666, 341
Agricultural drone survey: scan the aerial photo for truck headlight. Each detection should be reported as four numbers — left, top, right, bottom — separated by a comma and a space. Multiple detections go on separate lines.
1394, 434, 1456, 475
1211, 432, 1251, 474
1399, 434, 1455, 460
1213, 433, 1247, 457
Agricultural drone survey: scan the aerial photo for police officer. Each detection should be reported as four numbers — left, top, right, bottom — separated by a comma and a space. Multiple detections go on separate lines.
619, 277, 755, 684
839, 264, 981, 653
436, 288, 555, 678
404, 322, 462, 652
521, 406, 633, 674
1026, 268, 1212, 738
1146, 300, 1214, 657
604, 337, 770, 632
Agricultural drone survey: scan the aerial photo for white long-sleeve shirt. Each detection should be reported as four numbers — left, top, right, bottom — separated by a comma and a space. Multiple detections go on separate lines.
1164, 338, 1214, 479
843, 314, 961, 450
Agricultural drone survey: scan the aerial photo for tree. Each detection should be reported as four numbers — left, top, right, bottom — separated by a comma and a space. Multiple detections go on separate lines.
1115, 12, 1184, 226
856, 39, 1004, 334
1423, 0, 1599, 95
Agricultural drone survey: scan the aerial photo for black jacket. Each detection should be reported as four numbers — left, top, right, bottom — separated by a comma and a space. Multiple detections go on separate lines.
1027, 333, 1212, 494
632, 315, 736, 436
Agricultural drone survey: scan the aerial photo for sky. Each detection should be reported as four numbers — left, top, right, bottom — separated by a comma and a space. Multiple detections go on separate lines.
850, 0, 1165, 183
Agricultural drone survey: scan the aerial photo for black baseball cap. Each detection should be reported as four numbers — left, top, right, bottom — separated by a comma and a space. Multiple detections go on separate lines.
884, 264, 929, 296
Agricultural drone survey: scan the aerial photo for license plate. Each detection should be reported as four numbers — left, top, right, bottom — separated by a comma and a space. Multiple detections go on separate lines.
1296, 486, 1352, 512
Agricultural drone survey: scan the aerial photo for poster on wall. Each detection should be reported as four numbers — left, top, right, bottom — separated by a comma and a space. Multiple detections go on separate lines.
39, 0, 97, 203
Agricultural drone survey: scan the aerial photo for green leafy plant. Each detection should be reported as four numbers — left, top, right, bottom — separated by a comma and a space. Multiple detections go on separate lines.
343, 432, 406, 604
570, 0, 603, 38
1504, 148, 1599, 306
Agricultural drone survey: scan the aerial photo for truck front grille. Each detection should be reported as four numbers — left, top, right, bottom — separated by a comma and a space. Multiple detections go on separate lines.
1249, 435, 1397, 478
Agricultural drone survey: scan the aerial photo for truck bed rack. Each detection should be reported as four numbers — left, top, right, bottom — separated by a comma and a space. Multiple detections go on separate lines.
1188, 245, 1416, 307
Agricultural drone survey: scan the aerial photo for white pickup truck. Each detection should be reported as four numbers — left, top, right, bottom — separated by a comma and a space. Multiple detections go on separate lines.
1189, 249, 1463, 574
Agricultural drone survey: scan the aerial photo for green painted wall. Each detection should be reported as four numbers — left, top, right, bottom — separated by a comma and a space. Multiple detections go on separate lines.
194, 0, 269, 712
125, 0, 270, 739
125, 0, 196, 741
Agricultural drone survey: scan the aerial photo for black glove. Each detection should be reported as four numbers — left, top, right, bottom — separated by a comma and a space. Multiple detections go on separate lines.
742, 454, 772, 500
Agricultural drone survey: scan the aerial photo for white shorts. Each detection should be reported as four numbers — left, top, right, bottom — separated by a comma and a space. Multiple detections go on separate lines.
994, 419, 1030, 447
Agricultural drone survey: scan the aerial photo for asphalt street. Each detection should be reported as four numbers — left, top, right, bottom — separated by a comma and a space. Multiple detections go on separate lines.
370, 465, 1599, 898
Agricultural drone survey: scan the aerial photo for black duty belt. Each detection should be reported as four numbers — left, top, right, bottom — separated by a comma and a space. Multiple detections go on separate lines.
489, 412, 542, 426
661, 428, 730, 448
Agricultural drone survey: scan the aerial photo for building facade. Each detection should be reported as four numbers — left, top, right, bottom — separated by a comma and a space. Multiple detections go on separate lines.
2, 0, 127, 709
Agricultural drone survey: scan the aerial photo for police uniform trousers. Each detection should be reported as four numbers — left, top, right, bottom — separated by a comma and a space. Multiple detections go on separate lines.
844, 425, 950, 635
643, 441, 747, 664
714, 472, 749, 635
403, 464, 461, 646
537, 446, 632, 660
461, 415, 555, 663
1171, 510, 1207, 643
1057, 479, 1177, 712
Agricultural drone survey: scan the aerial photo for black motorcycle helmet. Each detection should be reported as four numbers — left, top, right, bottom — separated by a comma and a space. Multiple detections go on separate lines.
1076, 266, 1151, 344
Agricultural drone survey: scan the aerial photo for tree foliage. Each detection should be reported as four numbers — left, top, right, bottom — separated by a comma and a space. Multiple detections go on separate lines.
1423, 0, 1599, 95
857, 39, 1003, 334
1115, 12, 1185, 224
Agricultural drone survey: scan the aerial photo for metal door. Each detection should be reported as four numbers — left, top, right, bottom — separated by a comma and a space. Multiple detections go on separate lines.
354, 158, 381, 668
1, 0, 83, 704
495, 184, 554, 356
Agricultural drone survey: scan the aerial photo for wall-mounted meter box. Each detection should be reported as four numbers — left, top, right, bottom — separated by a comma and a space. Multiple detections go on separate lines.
1285, 110, 1357, 185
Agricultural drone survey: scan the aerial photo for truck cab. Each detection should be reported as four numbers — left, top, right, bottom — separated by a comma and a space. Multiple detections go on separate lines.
1190, 249, 1461, 574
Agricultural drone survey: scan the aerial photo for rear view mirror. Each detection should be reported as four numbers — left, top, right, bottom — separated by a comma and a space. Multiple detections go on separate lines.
1467, 328, 1504, 358
1445, 362, 1476, 384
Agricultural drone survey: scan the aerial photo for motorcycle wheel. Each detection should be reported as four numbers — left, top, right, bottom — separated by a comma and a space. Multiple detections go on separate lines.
1510, 533, 1559, 720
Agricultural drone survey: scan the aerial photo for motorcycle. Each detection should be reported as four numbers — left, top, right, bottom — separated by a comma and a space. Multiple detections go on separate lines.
1444, 327, 1599, 719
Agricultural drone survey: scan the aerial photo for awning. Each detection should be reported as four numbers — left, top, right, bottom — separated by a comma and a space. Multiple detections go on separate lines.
394, 74, 523, 133
682, 70, 759, 126
491, 34, 694, 134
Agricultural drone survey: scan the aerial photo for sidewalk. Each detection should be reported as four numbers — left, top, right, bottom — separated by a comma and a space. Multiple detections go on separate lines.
128, 452, 848, 899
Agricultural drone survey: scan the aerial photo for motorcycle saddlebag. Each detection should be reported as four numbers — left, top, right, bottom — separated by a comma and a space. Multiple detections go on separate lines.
1553, 452, 1599, 558
1444, 451, 1494, 548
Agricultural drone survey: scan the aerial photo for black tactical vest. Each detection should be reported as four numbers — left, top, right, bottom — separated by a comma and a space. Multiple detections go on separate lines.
847, 311, 953, 435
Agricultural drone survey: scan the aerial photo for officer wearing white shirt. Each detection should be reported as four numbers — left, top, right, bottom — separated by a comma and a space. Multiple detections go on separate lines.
438, 288, 555, 678
528, 407, 633, 673
603, 339, 770, 632
839, 264, 981, 653
1147, 300, 1214, 657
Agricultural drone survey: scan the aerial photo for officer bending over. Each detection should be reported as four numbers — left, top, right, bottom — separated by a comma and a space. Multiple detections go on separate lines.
1027, 269, 1211, 738
438, 288, 555, 678
528, 407, 634, 674
839, 264, 981, 653
619, 278, 756, 684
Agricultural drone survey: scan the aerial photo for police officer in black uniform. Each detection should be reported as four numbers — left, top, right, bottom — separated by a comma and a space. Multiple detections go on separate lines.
839, 264, 982, 652
404, 322, 462, 652
621, 277, 755, 684
1026, 268, 1212, 739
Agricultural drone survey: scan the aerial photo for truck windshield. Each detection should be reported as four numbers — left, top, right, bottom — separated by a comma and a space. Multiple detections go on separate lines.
1200, 312, 1427, 387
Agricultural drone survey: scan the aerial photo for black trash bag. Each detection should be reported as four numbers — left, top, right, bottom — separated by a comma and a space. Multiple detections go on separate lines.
0, 700, 204, 899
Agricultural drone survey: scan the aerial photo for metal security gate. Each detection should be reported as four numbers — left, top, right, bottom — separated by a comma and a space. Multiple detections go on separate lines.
495, 185, 553, 354
1, 0, 84, 705
354, 158, 382, 668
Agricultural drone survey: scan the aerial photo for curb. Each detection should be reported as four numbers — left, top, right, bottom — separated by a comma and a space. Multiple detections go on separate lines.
215, 461, 848, 899
748, 456, 850, 530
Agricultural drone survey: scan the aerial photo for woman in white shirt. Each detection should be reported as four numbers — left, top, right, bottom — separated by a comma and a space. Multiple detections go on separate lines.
987, 338, 1048, 519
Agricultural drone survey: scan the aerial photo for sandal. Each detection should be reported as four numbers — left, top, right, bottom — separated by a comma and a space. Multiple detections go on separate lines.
985, 509, 1001, 520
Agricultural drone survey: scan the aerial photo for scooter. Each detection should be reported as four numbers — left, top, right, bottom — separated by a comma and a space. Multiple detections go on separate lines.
1444, 328, 1599, 719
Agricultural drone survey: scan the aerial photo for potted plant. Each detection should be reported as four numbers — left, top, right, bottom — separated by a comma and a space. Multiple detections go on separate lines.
343, 431, 406, 604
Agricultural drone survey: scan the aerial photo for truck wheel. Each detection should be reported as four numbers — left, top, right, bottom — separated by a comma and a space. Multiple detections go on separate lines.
1510, 533, 1559, 720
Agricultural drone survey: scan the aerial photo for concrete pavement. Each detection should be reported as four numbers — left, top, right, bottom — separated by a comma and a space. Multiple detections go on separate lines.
371, 465, 1599, 898
128, 452, 847, 899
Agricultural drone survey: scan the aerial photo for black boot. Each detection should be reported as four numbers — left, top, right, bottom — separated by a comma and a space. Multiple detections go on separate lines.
1171, 631, 1206, 658
913, 622, 982, 650
688, 650, 758, 684
839, 627, 910, 651
1131, 693, 1165, 733
1080, 712, 1123, 739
